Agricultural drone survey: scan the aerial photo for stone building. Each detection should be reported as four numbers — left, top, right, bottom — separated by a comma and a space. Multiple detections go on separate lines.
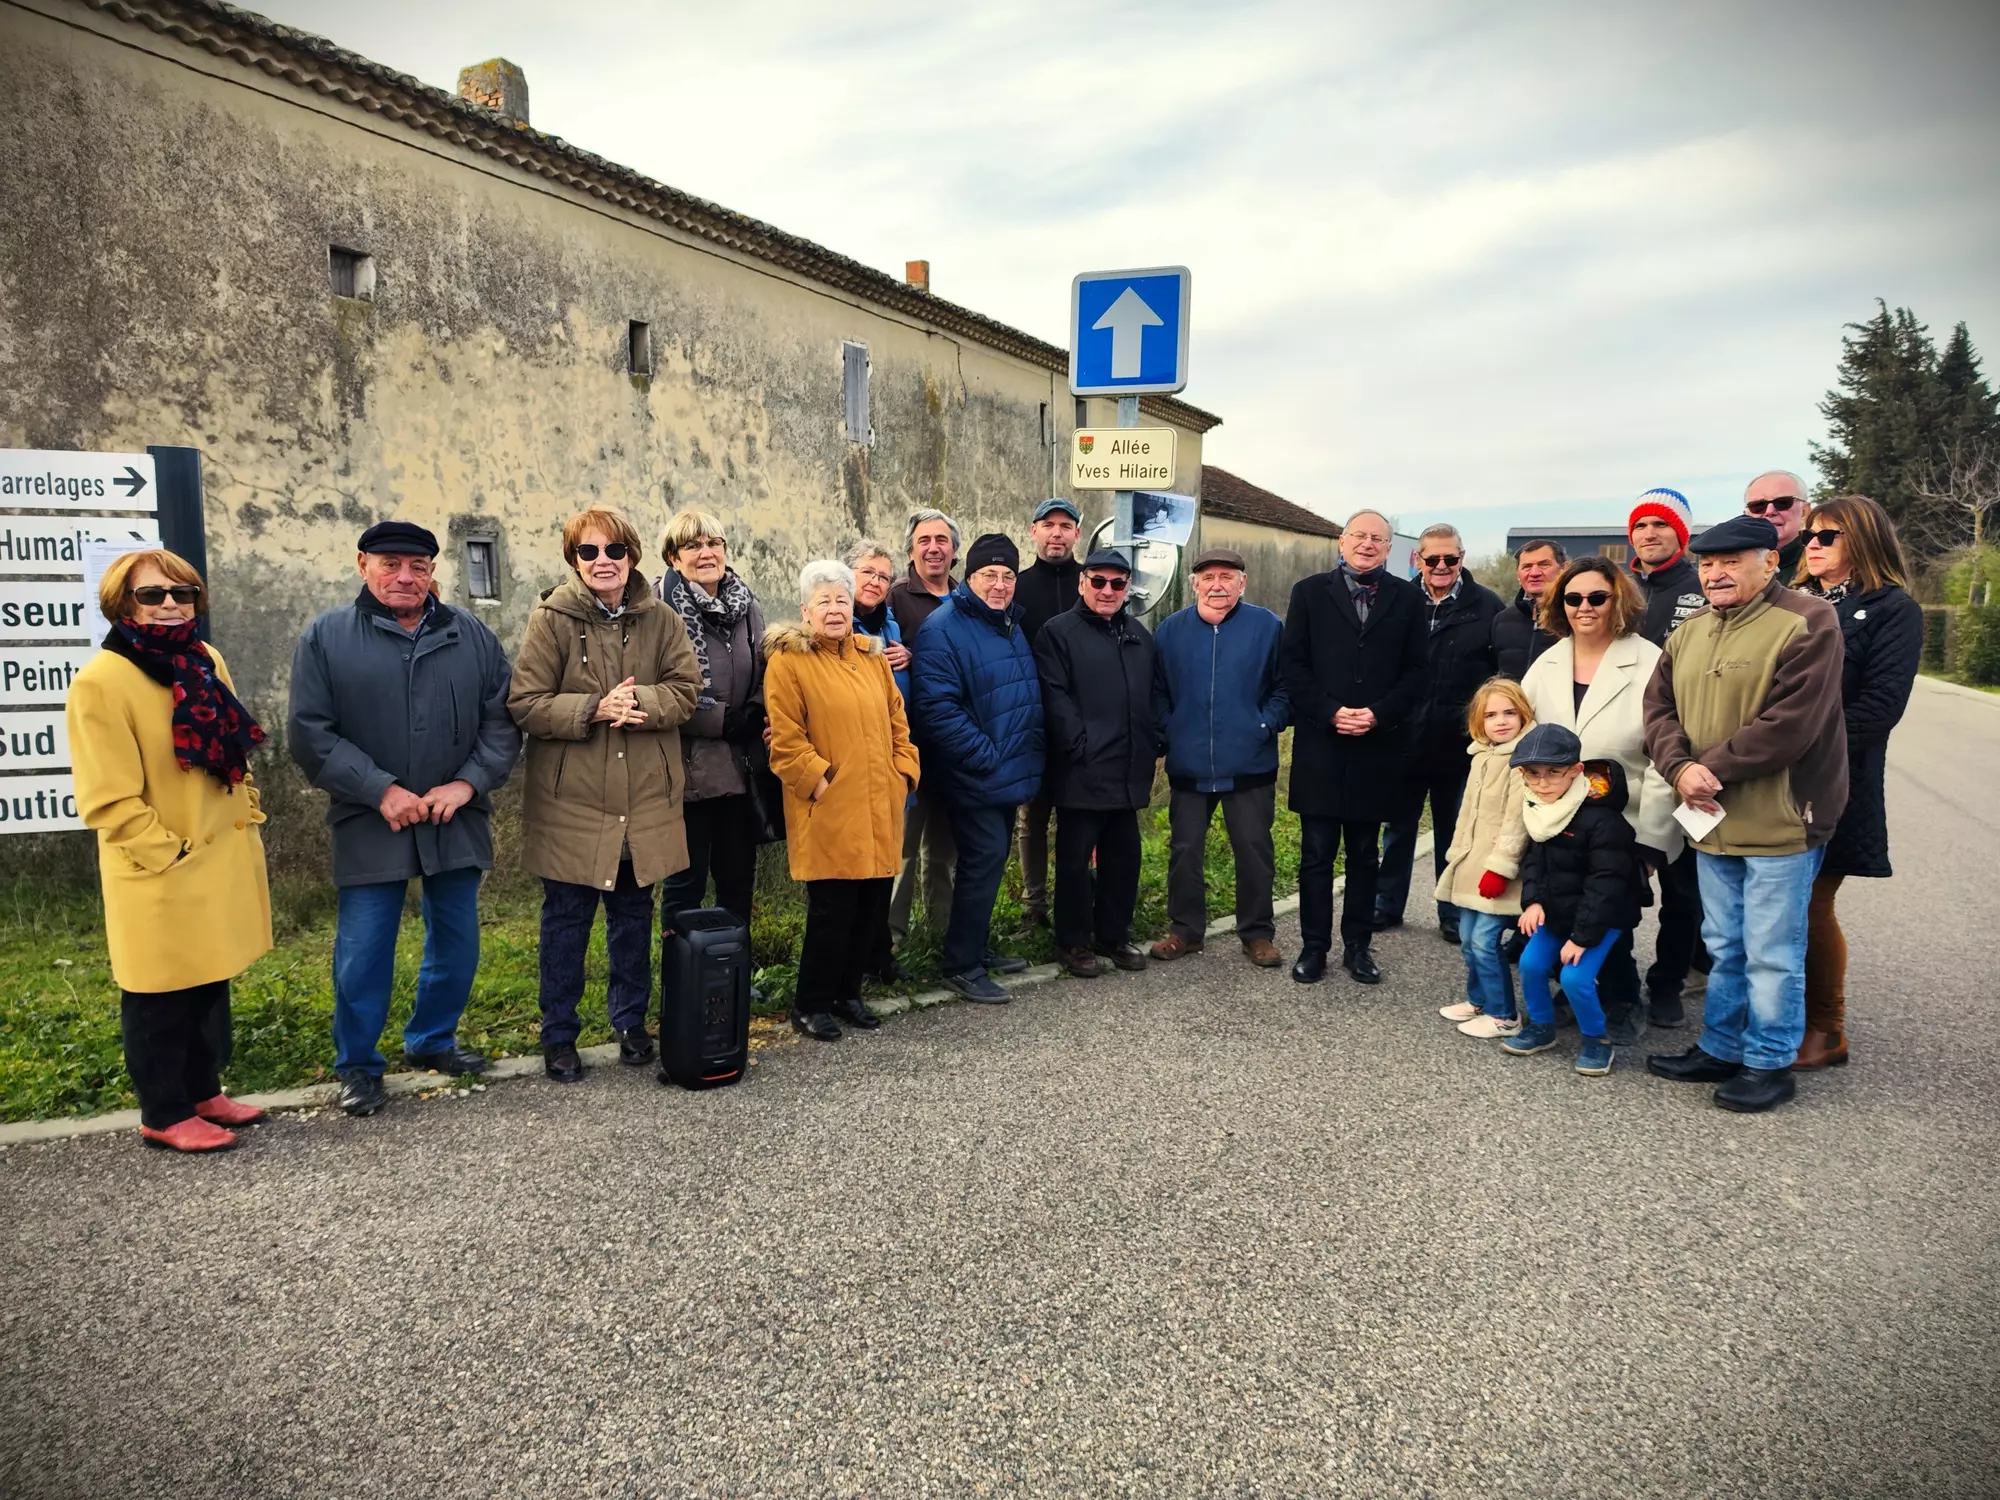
1193, 466, 1343, 612
0, 0, 1220, 713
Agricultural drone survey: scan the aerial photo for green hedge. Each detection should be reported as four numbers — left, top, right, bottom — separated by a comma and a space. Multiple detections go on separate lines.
1955, 604, 2000, 686
1921, 606, 1952, 670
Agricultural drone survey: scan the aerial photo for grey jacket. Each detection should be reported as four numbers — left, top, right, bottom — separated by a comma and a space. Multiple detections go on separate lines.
671, 584, 766, 802
288, 589, 521, 886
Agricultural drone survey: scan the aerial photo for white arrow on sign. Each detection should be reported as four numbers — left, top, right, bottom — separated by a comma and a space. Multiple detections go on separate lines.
1092, 287, 1164, 379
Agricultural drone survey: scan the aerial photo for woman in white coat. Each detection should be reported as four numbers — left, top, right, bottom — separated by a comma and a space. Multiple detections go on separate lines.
1520, 555, 1681, 1043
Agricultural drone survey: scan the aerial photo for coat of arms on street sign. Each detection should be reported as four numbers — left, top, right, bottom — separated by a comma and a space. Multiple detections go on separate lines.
1079, 435, 1095, 454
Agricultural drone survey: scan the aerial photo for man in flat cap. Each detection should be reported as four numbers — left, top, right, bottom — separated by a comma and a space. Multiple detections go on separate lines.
1034, 546, 1162, 978
1642, 513, 1847, 1113
288, 520, 521, 1118
1149, 546, 1289, 968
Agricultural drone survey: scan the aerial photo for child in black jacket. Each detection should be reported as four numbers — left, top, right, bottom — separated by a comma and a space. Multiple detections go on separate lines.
1502, 723, 1644, 1075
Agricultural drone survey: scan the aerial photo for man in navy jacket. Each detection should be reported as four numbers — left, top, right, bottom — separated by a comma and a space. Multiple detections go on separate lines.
1149, 548, 1290, 968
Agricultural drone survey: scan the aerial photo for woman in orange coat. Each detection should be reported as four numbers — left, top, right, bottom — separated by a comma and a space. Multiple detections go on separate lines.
66, 549, 274, 1152
762, 559, 920, 1042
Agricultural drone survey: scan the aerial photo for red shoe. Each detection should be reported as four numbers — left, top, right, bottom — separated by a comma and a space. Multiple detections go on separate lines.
194, 1093, 268, 1127
139, 1116, 239, 1152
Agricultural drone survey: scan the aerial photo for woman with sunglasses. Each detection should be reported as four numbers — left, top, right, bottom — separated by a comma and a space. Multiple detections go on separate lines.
67, 549, 272, 1151
1520, 556, 1682, 1043
1792, 494, 1923, 1070
508, 507, 702, 1083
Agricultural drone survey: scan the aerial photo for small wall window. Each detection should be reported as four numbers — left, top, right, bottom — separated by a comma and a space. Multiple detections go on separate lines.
464, 538, 500, 600
842, 340, 872, 445
629, 320, 652, 379
329, 246, 375, 300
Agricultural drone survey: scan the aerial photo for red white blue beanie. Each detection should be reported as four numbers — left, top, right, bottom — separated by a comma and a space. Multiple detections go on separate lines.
1628, 487, 1693, 550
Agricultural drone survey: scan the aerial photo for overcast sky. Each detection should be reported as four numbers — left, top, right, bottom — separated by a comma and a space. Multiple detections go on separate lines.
260, 0, 2000, 555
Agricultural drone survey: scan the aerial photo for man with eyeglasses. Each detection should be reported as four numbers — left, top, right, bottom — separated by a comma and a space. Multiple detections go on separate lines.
1743, 469, 1811, 580
1034, 547, 1161, 978
288, 521, 522, 1118
1281, 510, 1429, 985
1012, 497, 1086, 930
1375, 523, 1501, 943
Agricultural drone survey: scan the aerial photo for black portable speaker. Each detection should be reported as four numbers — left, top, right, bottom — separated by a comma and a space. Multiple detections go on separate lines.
659, 907, 752, 1090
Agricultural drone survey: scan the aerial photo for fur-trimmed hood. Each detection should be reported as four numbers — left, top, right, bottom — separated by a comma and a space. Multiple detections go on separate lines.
763, 620, 884, 659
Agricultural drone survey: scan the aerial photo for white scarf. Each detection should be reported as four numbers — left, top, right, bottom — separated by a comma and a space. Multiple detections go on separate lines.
1521, 770, 1590, 842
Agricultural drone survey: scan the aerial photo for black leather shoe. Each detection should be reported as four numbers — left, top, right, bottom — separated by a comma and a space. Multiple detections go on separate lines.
1341, 944, 1382, 984
983, 948, 1029, 976
1715, 1067, 1796, 1113
832, 996, 882, 1030
1646, 1044, 1742, 1083
1290, 948, 1328, 984
1603, 1005, 1645, 1047
403, 1044, 488, 1076
616, 1027, 655, 1066
790, 1011, 842, 1042
870, 959, 916, 984
543, 1042, 585, 1083
336, 1071, 387, 1117
1370, 911, 1403, 932
1648, 993, 1687, 1028
1093, 941, 1148, 972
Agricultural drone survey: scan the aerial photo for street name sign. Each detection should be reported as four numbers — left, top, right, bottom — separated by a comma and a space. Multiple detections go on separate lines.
1069, 266, 1191, 396
0, 449, 156, 510
1071, 427, 1178, 490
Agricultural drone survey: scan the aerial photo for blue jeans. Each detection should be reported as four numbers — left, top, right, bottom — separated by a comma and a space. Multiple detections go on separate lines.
1458, 909, 1517, 1019
332, 867, 484, 1075
942, 801, 1016, 976
1520, 926, 1622, 1036
1696, 847, 1822, 1070
538, 863, 655, 1047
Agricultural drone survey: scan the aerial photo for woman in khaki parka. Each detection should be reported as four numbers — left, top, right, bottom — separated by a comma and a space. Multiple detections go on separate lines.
508, 507, 702, 1083
763, 559, 920, 1042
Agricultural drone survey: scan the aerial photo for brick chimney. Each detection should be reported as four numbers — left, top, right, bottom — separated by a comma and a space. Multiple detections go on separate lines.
458, 59, 530, 125
905, 260, 931, 294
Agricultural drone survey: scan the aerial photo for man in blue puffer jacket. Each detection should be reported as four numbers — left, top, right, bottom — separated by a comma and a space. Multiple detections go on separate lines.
1149, 547, 1290, 968
910, 533, 1046, 1003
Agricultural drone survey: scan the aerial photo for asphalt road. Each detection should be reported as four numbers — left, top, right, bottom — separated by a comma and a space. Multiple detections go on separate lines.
2, 679, 1995, 1499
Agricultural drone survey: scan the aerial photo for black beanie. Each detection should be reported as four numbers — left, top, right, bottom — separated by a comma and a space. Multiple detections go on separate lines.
964, 532, 1020, 575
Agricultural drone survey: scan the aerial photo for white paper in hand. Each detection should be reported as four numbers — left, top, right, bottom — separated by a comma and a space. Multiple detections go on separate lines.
1674, 801, 1725, 842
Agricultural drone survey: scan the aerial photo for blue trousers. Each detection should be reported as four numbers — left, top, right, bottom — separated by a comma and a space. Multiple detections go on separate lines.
1458, 909, 1517, 1019
538, 861, 656, 1047
943, 801, 1016, 976
1696, 847, 1822, 1070
1520, 925, 1622, 1037
332, 866, 484, 1076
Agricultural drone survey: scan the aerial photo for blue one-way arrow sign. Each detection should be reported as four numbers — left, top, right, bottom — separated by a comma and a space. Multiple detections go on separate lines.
1069, 266, 1191, 396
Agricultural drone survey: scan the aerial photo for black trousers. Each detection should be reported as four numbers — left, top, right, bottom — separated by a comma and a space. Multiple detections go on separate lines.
797, 878, 892, 1014
121, 979, 230, 1129
1054, 806, 1143, 950
1298, 817, 1380, 952
1646, 846, 1710, 999
538, 861, 655, 1046
1377, 759, 1465, 928
660, 794, 757, 931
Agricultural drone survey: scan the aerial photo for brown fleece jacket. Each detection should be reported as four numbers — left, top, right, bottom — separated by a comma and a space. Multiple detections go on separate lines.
1643, 575, 1848, 856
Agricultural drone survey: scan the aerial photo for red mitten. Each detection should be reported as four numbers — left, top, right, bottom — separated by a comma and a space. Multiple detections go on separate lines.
1477, 870, 1507, 900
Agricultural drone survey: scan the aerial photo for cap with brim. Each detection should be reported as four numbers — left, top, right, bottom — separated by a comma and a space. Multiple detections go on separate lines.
1033, 497, 1081, 523
1081, 547, 1133, 572
1687, 515, 1780, 555
1508, 722, 1583, 768
357, 519, 440, 557
1189, 547, 1245, 572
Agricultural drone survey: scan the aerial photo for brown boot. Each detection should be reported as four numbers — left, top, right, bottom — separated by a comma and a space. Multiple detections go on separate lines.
1794, 1028, 1849, 1070
1058, 946, 1103, 978
1241, 937, 1283, 968
1149, 931, 1204, 961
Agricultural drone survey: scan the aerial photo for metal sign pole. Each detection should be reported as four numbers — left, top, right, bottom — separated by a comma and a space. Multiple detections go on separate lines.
1112, 394, 1140, 551
148, 446, 207, 640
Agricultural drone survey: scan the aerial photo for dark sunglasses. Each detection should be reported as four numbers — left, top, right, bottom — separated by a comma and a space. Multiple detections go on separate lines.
1746, 496, 1799, 515
1563, 590, 1612, 609
1802, 528, 1844, 547
574, 542, 630, 561
1421, 553, 1462, 568
132, 585, 202, 606
1086, 574, 1130, 592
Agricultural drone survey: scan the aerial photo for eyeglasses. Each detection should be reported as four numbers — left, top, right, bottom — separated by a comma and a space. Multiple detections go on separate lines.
685, 536, 727, 553
575, 543, 630, 562
1086, 574, 1130, 592
132, 585, 201, 606
855, 566, 894, 584
1746, 497, 1799, 515
1421, 553, 1462, 569
1563, 590, 1612, 609
1803, 528, 1844, 547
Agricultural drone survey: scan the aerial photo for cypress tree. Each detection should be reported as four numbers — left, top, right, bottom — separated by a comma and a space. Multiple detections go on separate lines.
1810, 302, 1942, 530
1937, 321, 2000, 451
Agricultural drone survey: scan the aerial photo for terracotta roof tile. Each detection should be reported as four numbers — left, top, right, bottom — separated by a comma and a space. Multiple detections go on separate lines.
1201, 467, 1342, 539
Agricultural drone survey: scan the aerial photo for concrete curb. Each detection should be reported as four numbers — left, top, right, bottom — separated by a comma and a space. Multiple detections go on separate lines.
1916, 672, 2000, 707
0, 832, 1430, 1146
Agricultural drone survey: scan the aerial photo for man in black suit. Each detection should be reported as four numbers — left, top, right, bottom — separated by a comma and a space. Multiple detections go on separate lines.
1279, 510, 1430, 985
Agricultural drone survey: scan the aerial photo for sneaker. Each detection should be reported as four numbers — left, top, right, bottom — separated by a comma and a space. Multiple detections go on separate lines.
1501, 1023, 1559, 1056
1439, 1002, 1482, 1022
1575, 1036, 1615, 1075
1457, 1013, 1521, 1039
945, 969, 1010, 1004
336, 1071, 387, 1117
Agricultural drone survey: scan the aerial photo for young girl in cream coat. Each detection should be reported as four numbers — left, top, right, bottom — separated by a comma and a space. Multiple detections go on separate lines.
1435, 678, 1534, 1038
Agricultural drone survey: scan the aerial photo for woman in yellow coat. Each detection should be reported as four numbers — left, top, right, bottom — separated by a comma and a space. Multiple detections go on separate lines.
763, 559, 920, 1041
66, 550, 274, 1152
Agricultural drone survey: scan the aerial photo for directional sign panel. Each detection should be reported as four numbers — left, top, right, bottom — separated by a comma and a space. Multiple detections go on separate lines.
1069, 266, 1191, 396
0, 583, 98, 643
0, 449, 156, 511
0, 773, 83, 833
0, 516, 159, 576
0, 646, 96, 706
0, 711, 71, 772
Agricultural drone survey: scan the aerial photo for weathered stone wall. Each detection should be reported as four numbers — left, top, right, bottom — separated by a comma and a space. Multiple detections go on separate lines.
1194, 517, 1341, 614
0, 1, 1207, 721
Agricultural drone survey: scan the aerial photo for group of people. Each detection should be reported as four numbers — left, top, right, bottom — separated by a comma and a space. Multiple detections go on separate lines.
65, 466, 1922, 1151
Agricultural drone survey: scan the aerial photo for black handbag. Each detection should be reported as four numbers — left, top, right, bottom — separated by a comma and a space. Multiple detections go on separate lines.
741, 730, 787, 846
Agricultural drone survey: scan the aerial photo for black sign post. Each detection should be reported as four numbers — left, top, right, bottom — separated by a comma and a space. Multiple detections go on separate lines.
148, 445, 208, 639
